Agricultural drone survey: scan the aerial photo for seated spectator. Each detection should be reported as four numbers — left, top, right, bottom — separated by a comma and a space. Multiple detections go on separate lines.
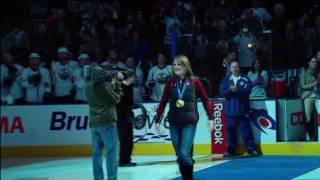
145, 52, 173, 101
247, 58, 269, 97
51, 47, 79, 103
299, 57, 320, 141
72, 53, 91, 103
0, 51, 25, 105
20, 53, 51, 104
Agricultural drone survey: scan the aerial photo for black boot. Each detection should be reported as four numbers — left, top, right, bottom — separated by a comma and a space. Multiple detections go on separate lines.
306, 121, 315, 141
179, 164, 193, 180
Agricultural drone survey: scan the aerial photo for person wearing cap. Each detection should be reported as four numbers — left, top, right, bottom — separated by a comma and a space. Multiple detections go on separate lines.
51, 47, 79, 103
84, 66, 124, 180
20, 52, 51, 103
72, 53, 91, 103
1, 51, 25, 105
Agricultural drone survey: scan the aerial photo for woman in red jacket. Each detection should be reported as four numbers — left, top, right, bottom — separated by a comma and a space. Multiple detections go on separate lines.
155, 55, 214, 180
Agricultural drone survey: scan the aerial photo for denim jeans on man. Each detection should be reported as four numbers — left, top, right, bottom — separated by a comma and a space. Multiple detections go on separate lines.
91, 123, 119, 180
169, 124, 196, 165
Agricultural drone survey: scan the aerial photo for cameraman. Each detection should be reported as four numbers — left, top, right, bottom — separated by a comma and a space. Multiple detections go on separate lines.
21, 53, 51, 104
84, 65, 125, 180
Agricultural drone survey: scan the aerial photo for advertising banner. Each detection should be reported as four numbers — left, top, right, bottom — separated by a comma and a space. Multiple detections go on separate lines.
211, 98, 277, 154
1, 105, 91, 146
1, 103, 212, 147
132, 102, 212, 144
278, 99, 306, 141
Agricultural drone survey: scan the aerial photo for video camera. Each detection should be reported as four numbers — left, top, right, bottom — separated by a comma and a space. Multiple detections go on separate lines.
84, 63, 134, 83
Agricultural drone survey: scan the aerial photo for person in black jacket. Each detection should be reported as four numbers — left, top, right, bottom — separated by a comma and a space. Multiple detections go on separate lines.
116, 68, 137, 167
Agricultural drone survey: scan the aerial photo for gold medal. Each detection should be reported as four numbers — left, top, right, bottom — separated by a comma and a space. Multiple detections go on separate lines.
176, 99, 185, 108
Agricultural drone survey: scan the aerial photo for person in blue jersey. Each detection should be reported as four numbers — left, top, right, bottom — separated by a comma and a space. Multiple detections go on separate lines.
219, 60, 259, 157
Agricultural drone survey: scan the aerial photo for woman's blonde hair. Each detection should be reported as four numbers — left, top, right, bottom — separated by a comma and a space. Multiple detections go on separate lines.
173, 55, 195, 79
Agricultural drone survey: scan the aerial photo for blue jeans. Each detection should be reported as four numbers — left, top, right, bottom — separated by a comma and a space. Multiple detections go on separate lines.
91, 123, 119, 180
169, 124, 196, 166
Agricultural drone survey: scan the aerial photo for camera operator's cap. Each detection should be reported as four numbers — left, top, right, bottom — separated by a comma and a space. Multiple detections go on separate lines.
78, 53, 90, 61
57, 47, 69, 54
29, 52, 40, 59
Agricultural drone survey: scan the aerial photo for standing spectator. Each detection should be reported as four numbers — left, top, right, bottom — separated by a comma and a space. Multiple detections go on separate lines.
125, 56, 145, 104
299, 57, 320, 141
237, 8, 263, 36
0, 52, 24, 105
251, 0, 272, 30
84, 67, 124, 180
101, 49, 127, 70
20, 53, 51, 103
222, 49, 238, 77
316, 50, 320, 63
145, 52, 173, 101
247, 58, 269, 97
188, 22, 209, 65
283, 20, 305, 69
51, 47, 79, 103
219, 60, 259, 157
73, 53, 91, 103
155, 55, 214, 179
233, 26, 260, 74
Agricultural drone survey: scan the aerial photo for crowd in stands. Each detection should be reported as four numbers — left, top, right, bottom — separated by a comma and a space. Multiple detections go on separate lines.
1, 0, 320, 105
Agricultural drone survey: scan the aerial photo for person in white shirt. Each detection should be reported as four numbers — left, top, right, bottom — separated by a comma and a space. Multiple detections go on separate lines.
125, 56, 145, 104
247, 58, 269, 97
73, 53, 91, 103
145, 53, 173, 101
51, 47, 79, 103
1, 52, 24, 105
20, 52, 51, 103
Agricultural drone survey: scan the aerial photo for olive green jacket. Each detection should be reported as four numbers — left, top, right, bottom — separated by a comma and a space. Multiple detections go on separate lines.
84, 81, 123, 128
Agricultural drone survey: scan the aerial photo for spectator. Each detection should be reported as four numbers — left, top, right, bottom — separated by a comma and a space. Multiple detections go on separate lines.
72, 53, 91, 103
219, 60, 258, 157
238, 8, 263, 36
232, 25, 260, 74
51, 47, 79, 103
247, 58, 269, 97
299, 57, 320, 141
0, 52, 25, 105
101, 49, 127, 70
316, 50, 320, 62
145, 52, 173, 101
20, 53, 51, 104
125, 56, 145, 104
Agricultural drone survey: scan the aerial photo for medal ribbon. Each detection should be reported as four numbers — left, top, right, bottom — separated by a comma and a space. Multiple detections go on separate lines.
176, 80, 188, 100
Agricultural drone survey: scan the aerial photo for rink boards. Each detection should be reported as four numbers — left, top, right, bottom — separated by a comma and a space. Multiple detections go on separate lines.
1, 99, 319, 157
